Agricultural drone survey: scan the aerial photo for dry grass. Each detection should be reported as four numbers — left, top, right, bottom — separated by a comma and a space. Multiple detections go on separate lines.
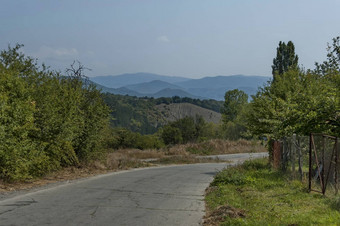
169, 139, 266, 156
204, 205, 246, 226
0, 166, 109, 192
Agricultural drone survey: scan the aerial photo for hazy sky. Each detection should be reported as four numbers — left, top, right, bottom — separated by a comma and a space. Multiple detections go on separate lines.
1, 0, 339, 78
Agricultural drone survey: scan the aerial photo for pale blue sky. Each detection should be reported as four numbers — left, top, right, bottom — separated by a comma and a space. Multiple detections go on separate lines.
1, 0, 339, 78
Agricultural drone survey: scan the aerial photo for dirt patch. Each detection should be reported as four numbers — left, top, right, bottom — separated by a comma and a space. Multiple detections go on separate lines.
204, 205, 246, 226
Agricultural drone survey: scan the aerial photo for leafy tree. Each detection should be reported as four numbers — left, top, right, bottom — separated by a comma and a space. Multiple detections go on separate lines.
171, 117, 197, 143
221, 89, 248, 140
161, 126, 183, 145
247, 37, 340, 139
272, 41, 299, 80
222, 89, 248, 123
160, 116, 209, 145
315, 37, 340, 75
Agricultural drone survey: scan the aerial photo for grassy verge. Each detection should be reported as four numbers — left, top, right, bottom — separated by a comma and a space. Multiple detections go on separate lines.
204, 158, 340, 225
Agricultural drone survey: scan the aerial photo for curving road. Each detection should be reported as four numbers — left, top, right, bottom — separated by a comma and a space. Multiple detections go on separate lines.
0, 152, 267, 226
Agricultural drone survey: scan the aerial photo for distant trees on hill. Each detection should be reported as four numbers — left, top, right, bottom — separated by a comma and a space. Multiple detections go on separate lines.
102, 93, 223, 134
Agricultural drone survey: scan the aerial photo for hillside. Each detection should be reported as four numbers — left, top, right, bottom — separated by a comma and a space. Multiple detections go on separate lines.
175, 75, 270, 99
175, 75, 268, 89
124, 80, 182, 94
152, 88, 201, 99
155, 103, 221, 124
102, 93, 223, 134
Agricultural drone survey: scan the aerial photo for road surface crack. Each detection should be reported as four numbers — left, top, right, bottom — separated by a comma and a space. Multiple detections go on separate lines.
90, 206, 99, 218
0, 198, 37, 216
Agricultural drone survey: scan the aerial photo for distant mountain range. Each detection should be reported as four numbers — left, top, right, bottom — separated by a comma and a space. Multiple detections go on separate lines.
91, 72, 189, 88
90, 73, 270, 100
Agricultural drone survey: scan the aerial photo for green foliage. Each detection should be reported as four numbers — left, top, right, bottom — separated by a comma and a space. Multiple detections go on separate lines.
155, 96, 223, 113
222, 89, 248, 123
212, 167, 247, 186
102, 93, 223, 134
160, 116, 208, 145
315, 37, 340, 75
107, 128, 164, 150
221, 89, 249, 140
0, 69, 41, 180
272, 40, 299, 78
161, 125, 183, 145
248, 38, 340, 139
103, 94, 160, 134
0, 45, 110, 181
206, 159, 340, 225
221, 121, 246, 140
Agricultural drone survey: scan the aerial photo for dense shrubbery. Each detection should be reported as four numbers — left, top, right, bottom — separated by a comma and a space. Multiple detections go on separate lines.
106, 128, 164, 150
0, 45, 110, 181
160, 116, 216, 145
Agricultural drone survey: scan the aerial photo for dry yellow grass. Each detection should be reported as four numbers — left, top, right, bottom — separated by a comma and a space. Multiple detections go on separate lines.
169, 139, 266, 156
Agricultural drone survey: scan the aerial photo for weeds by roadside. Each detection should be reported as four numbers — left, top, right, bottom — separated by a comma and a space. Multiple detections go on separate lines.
204, 158, 340, 225
170, 139, 266, 156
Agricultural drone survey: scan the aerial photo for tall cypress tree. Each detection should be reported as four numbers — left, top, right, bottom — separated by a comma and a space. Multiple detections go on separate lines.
272, 41, 299, 80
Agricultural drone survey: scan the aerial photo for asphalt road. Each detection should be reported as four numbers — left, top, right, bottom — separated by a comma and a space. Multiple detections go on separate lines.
0, 152, 267, 226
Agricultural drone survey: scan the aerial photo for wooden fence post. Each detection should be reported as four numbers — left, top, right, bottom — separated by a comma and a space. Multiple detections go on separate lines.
309, 133, 312, 192
273, 141, 281, 169
292, 134, 296, 178
298, 135, 303, 181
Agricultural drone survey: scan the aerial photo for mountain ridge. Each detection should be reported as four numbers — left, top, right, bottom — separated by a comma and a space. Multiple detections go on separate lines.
91, 72, 190, 88
90, 73, 271, 100
125, 80, 183, 94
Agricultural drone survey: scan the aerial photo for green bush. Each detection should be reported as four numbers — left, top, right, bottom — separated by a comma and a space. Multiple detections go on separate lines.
161, 125, 183, 145
211, 167, 247, 186
160, 116, 209, 145
107, 128, 164, 150
0, 45, 110, 181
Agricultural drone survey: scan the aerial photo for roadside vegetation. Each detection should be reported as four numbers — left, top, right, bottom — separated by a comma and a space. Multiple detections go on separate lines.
204, 37, 340, 225
0, 45, 110, 182
205, 158, 340, 225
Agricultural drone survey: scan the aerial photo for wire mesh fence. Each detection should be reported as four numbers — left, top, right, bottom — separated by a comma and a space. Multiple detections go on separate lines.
271, 134, 339, 195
